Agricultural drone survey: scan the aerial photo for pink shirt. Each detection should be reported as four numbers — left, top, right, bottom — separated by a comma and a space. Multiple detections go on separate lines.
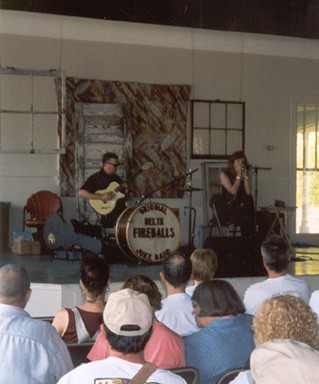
87, 319, 185, 369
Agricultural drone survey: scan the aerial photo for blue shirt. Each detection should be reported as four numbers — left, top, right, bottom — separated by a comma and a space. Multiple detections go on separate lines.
0, 304, 73, 384
185, 314, 254, 384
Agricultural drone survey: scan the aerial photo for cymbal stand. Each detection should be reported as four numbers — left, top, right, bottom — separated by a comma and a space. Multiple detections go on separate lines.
184, 168, 198, 247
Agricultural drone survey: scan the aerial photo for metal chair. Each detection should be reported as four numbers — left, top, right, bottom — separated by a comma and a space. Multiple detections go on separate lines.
215, 367, 248, 384
170, 367, 199, 384
66, 342, 94, 367
208, 193, 241, 237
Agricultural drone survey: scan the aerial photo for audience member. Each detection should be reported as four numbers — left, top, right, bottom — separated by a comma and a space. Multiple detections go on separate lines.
309, 289, 319, 322
57, 288, 186, 383
243, 236, 310, 315
185, 280, 254, 384
230, 294, 319, 384
155, 252, 200, 336
0, 264, 73, 383
186, 248, 218, 296
87, 274, 185, 368
52, 255, 109, 343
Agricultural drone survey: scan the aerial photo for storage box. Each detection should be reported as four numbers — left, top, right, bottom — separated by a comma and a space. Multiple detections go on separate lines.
12, 236, 32, 255
13, 231, 33, 241
31, 241, 41, 255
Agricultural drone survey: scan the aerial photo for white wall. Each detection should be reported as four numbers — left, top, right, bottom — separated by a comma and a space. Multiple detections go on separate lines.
1, 10, 319, 247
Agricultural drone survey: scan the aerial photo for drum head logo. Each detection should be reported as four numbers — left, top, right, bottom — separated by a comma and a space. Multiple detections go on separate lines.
115, 203, 181, 263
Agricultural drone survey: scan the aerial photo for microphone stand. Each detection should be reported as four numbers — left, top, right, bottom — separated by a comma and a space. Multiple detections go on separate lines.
251, 166, 271, 210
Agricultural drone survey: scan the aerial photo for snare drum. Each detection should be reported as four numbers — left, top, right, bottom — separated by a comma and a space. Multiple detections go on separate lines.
115, 203, 181, 263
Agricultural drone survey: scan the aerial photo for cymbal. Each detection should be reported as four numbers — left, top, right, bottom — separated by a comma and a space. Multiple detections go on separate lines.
179, 186, 202, 192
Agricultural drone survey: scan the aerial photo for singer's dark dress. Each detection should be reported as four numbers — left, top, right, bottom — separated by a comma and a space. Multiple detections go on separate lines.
220, 169, 256, 238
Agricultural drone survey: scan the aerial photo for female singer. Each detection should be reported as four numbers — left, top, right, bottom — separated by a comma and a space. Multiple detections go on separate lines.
219, 150, 255, 238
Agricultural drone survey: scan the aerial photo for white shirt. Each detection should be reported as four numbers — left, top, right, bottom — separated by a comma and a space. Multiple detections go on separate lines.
243, 274, 311, 315
229, 370, 255, 384
0, 303, 73, 384
185, 283, 198, 297
155, 293, 200, 337
309, 290, 319, 322
57, 356, 186, 384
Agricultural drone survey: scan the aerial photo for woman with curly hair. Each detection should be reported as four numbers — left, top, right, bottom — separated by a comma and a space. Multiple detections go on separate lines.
229, 295, 319, 384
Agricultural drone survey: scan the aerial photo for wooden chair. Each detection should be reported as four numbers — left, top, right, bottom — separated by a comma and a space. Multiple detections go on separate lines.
23, 190, 63, 252
170, 367, 199, 384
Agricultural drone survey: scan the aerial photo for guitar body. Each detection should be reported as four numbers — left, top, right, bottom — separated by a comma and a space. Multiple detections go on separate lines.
89, 182, 126, 215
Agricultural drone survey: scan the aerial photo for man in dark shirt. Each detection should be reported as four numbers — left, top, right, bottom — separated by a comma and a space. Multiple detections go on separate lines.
79, 152, 127, 228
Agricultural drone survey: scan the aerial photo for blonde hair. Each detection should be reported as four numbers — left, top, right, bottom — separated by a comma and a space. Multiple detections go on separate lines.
190, 248, 218, 282
253, 295, 319, 350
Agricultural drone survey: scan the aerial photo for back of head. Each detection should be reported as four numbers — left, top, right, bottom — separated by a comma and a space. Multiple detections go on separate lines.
122, 274, 162, 311
80, 255, 109, 299
261, 235, 289, 273
251, 339, 319, 384
192, 279, 245, 317
190, 248, 218, 281
0, 264, 30, 307
162, 252, 192, 288
253, 294, 319, 349
103, 288, 153, 354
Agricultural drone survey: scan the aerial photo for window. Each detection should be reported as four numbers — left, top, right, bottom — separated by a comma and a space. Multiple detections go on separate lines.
0, 67, 65, 154
296, 102, 319, 234
190, 99, 245, 159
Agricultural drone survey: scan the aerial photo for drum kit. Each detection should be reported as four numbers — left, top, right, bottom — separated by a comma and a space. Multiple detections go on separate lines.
113, 168, 202, 264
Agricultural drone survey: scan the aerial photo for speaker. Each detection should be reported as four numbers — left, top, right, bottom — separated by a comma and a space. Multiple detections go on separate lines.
204, 236, 264, 278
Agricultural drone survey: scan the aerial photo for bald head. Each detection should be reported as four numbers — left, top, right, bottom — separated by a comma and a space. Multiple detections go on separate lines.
0, 264, 31, 307
162, 252, 192, 288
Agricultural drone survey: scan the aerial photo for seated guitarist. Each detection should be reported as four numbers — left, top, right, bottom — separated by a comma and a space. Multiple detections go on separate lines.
219, 150, 256, 239
79, 152, 128, 229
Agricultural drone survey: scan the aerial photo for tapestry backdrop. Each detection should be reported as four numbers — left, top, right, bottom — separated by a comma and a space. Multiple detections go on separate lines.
56, 77, 191, 198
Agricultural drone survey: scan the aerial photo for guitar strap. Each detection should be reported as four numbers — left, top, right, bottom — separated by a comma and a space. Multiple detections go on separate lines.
129, 363, 158, 384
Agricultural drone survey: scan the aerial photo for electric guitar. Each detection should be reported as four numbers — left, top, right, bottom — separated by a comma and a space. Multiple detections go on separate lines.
89, 162, 153, 215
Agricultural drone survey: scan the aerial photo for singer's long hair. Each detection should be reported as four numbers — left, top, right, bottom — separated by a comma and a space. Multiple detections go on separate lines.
227, 150, 249, 175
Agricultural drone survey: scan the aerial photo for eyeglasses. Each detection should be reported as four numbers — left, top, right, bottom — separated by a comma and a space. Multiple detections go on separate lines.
106, 162, 119, 168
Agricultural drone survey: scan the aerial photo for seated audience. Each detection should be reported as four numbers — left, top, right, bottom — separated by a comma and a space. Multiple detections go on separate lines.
186, 248, 218, 296
230, 295, 319, 384
155, 252, 200, 336
185, 280, 254, 384
309, 289, 319, 322
52, 255, 109, 343
57, 288, 186, 383
87, 274, 185, 368
243, 236, 310, 315
0, 264, 73, 383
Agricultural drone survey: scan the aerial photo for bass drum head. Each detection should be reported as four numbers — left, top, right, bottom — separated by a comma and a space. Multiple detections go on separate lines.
115, 203, 181, 263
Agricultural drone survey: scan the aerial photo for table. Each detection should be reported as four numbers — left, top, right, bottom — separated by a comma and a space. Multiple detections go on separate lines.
259, 206, 297, 248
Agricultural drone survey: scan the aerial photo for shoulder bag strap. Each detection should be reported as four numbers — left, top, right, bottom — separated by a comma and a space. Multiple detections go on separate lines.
129, 362, 158, 384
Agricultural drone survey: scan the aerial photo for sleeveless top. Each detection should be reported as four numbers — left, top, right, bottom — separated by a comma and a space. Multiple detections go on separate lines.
221, 168, 248, 202
63, 306, 103, 343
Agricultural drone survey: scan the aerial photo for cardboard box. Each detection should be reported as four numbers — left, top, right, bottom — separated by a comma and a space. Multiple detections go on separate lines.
12, 236, 32, 255
31, 241, 41, 255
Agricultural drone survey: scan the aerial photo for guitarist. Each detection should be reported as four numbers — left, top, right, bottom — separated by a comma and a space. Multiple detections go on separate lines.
79, 152, 128, 228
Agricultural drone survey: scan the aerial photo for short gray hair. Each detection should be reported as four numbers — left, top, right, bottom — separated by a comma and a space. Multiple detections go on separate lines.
0, 264, 30, 303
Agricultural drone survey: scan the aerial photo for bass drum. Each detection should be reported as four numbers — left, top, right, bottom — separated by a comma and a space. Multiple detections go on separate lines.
115, 203, 181, 263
